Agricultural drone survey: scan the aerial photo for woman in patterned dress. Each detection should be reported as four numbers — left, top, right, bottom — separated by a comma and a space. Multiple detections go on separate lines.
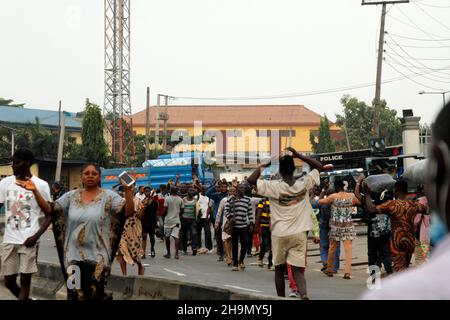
363, 180, 428, 272
319, 178, 361, 279
52, 164, 135, 300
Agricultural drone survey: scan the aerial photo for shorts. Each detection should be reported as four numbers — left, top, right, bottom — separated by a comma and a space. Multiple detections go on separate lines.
272, 232, 307, 268
0, 243, 39, 276
164, 226, 180, 239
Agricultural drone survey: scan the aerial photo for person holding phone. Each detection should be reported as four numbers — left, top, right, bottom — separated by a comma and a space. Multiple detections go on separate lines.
51, 164, 135, 300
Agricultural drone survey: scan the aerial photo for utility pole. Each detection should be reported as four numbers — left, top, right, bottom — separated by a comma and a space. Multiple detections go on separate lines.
0, 123, 17, 156
162, 95, 169, 152
55, 100, 66, 183
11, 131, 14, 157
145, 87, 150, 159
155, 94, 161, 152
344, 121, 351, 151
362, 0, 409, 138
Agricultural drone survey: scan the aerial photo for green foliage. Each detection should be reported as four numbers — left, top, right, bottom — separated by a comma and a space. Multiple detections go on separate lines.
65, 136, 84, 159
0, 97, 25, 108
81, 101, 110, 167
335, 95, 402, 151
310, 114, 336, 154
0, 118, 83, 161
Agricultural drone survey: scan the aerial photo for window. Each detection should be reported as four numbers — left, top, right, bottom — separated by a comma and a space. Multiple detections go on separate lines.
280, 130, 296, 137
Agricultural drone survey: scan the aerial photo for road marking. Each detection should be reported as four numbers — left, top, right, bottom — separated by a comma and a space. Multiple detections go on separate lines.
163, 268, 186, 277
224, 285, 263, 293
249, 262, 267, 266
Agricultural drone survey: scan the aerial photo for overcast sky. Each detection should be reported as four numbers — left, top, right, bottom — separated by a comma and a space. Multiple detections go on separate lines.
1, 0, 449, 125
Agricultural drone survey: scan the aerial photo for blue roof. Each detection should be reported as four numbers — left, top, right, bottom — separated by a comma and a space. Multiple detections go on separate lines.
0, 105, 81, 129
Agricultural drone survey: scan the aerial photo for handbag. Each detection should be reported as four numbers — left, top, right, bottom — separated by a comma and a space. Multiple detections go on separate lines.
223, 197, 236, 235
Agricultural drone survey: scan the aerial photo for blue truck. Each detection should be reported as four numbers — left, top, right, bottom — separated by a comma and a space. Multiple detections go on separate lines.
100, 152, 215, 190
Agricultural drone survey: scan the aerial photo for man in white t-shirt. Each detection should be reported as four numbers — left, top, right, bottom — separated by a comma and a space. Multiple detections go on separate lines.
134, 186, 146, 211
247, 147, 333, 299
196, 186, 214, 252
0, 149, 52, 300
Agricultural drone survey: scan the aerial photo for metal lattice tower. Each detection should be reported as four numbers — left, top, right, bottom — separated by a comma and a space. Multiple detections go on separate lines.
104, 0, 134, 163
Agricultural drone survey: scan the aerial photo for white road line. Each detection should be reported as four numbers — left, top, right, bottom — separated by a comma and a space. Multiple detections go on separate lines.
224, 285, 263, 293
163, 268, 186, 277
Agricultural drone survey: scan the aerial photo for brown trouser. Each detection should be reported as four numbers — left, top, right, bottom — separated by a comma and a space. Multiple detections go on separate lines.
327, 240, 352, 275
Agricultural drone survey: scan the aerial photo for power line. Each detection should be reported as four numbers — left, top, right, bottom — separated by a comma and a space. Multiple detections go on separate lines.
385, 51, 450, 61
412, 0, 450, 31
385, 33, 450, 76
387, 31, 450, 42
385, 59, 448, 90
384, 54, 450, 74
384, 53, 450, 83
392, 5, 450, 45
165, 67, 450, 102
411, 0, 450, 9
387, 13, 450, 40
385, 40, 450, 49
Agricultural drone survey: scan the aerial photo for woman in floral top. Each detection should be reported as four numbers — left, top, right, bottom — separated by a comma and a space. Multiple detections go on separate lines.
319, 178, 361, 279
52, 164, 135, 300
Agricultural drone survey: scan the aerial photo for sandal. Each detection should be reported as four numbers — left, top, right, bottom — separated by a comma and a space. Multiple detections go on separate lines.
323, 270, 334, 277
343, 273, 351, 279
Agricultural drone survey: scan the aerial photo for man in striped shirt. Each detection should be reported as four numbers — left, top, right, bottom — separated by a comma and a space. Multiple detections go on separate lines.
224, 183, 254, 271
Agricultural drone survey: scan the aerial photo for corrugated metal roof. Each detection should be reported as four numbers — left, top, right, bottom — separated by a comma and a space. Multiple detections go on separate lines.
0, 105, 81, 129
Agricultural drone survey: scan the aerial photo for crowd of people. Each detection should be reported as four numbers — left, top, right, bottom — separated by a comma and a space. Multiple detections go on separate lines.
1, 103, 450, 300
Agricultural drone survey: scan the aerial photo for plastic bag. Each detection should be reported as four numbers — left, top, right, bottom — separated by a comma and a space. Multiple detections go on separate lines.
402, 159, 428, 185
366, 174, 396, 193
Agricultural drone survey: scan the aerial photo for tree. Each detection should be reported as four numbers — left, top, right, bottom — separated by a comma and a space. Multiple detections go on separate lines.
335, 95, 402, 151
65, 136, 84, 159
0, 97, 25, 107
1, 117, 84, 161
309, 114, 336, 154
81, 101, 110, 167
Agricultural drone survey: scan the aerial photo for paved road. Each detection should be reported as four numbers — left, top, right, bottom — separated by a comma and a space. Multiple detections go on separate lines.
25, 227, 370, 300
1, 219, 373, 300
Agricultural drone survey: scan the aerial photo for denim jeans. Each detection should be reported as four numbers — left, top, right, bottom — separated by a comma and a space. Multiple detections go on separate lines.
215, 224, 224, 257
158, 216, 165, 239
319, 224, 340, 271
181, 218, 198, 252
197, 218, 213, 250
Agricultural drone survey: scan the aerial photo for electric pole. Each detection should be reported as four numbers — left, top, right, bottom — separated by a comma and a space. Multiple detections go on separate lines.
55, 100, 65, 183
155, 94, 161, 152
362, 0, 409, 138
11, 131, 14, 157
145, 87, 150, 160
162, 95, 169, 152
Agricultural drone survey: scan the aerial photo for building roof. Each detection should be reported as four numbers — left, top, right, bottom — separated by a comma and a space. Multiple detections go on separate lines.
0, 105, 82, 130
131, 105, 331, 127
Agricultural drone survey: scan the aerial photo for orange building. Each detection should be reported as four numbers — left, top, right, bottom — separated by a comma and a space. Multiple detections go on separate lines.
131, 105, 342, 165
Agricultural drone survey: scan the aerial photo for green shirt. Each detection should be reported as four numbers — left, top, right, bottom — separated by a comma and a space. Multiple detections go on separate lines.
182, 198, 197, 220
